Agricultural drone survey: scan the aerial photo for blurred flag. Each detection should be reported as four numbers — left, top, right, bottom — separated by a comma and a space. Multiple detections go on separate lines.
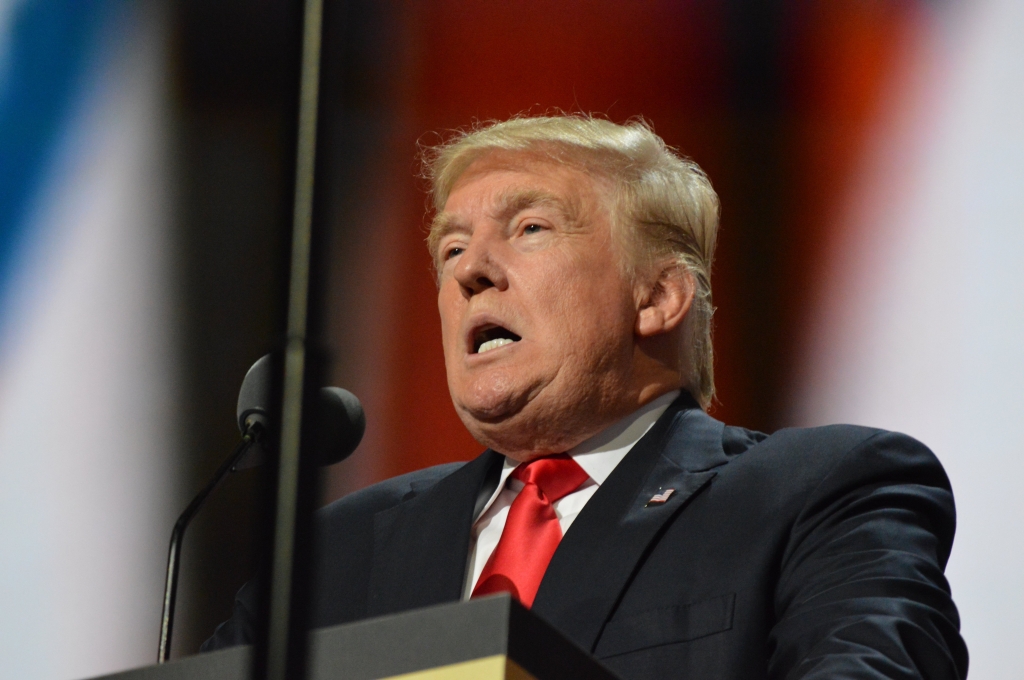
795, 0, 1024, 675
0, 1, 176, 678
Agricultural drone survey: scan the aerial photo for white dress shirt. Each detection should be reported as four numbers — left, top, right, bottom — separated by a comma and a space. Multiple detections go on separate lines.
462, 390, 681, 598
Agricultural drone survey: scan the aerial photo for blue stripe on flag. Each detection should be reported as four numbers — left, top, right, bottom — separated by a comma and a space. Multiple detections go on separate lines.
0, 0, 110, 309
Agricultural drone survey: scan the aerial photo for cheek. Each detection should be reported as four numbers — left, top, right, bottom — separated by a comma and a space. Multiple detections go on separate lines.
437, 288, 462, 349
538, 274, 634, 362
561, 255, 634, 320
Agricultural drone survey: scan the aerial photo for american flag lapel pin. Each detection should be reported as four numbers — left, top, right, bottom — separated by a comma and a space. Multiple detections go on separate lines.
646, 488, 675, 507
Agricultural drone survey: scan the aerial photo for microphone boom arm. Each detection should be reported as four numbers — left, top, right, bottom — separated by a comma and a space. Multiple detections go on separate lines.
157, 423, 264, 663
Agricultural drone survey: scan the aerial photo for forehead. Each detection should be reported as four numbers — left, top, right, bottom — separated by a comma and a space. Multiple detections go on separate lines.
443, 151, 607, 214
428, 151, 617, 263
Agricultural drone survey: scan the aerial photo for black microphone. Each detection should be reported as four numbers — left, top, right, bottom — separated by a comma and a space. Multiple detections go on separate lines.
157, 355, 366, 662
236, 352, 273, 434
233, 354, 366, 469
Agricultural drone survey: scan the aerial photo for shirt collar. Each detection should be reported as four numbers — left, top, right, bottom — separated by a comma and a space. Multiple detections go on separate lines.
567, 389, 680, 484
475, 390, 681, 521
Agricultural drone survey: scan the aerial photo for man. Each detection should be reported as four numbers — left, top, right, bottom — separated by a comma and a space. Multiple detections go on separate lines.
205, 116, 968, 678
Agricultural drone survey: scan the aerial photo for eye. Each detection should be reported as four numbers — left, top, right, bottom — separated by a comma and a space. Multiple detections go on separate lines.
523, 223, 546, 235
444, 246, 464, 260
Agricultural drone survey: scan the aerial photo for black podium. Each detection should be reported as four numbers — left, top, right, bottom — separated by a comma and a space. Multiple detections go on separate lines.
89, 594, 619, 680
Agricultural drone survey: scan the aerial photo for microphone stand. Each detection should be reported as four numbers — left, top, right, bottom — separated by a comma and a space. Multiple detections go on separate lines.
157, 422, 265, 663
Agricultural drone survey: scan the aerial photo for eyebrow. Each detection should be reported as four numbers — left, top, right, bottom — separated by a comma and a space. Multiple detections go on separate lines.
428, 187, 583, 262
427, 213, 466, 263
491, 187, 581, 227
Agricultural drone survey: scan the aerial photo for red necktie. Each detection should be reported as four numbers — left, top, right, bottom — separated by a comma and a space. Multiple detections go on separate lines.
471, 454, 589, 608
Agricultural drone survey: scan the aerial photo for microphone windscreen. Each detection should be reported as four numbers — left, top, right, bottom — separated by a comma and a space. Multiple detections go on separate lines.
315, 387, 366, 466
237, 354, 272, 434
234, 354, 365, 467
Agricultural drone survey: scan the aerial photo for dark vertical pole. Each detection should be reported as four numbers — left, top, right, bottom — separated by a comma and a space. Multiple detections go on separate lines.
722, 0, 788, 432
263, 0, 323, 678
172, 0, 299, 654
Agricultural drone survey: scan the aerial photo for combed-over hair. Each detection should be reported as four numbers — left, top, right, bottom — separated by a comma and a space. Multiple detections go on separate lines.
421, 114, 720, 409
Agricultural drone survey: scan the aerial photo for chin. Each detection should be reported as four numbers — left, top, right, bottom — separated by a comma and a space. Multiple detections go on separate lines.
452, 371, 531, 420
455, 392, 523, 425
469, 420, 584, 460
456, 396, 590, 460
450, 369, 608, 457
454, 387, 532, 453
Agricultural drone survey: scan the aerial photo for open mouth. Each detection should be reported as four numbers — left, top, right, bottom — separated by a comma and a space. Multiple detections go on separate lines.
472, 324, 522, 354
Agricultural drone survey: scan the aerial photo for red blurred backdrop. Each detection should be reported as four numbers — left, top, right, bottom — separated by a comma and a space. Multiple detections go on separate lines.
321, 0, 923, 490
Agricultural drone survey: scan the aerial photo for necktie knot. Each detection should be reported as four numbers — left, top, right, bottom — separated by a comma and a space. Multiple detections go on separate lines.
511, 453, 589, 503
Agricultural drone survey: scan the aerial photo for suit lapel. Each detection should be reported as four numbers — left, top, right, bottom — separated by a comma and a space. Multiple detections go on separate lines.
366, 450, 502, 617
532, 395, 730, 652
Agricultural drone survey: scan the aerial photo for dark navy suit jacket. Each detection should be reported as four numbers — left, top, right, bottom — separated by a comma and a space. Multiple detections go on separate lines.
204, 393, 968, 679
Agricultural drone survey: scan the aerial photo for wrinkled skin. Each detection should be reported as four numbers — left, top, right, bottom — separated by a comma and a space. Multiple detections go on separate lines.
434, 151, 693, 461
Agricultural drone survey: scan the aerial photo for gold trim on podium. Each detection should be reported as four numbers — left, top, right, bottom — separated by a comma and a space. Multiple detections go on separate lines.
382, 655, 536, 680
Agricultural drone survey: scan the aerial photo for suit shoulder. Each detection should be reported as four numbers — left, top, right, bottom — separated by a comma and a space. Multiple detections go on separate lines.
763, 423, 934, 460
316, 462, 465, 524
721, 423, 770, 456
744, 424, 949, 490
769, 422, 887, 446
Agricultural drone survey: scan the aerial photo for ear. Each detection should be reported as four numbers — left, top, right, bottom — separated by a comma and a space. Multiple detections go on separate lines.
635, 265, 695, 338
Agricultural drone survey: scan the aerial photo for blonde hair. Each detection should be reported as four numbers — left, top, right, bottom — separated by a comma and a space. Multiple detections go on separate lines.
421, 114, 720, 409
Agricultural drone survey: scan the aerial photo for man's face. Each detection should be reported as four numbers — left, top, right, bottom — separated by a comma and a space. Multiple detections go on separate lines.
435, 151, 643, 459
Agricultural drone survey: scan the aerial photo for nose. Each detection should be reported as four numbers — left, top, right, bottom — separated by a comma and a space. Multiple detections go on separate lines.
453, 233, 509, 297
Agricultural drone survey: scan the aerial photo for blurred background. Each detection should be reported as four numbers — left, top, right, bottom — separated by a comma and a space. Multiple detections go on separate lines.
0, 0, 1021, 678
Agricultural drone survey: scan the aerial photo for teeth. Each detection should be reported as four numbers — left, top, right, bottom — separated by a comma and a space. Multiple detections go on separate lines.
477, 337, 515, 354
